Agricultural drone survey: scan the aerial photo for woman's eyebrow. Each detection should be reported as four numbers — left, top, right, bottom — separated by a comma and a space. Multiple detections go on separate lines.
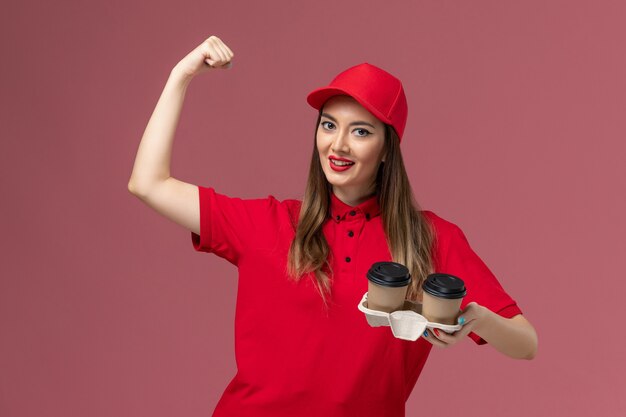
321, 113, 376, 129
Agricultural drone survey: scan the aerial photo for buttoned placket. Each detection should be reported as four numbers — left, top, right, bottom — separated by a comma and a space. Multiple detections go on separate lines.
333, 208, 371, 274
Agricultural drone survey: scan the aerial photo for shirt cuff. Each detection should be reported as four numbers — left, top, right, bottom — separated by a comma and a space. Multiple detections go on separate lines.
190, 186, 212, 252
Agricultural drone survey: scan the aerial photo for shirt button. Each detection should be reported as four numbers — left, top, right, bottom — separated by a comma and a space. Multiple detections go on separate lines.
345, 257, 351, 262
365, 213, 370, 220
348, 230, 354, 237
335, 215, 340, 221
349, 210, 356, 216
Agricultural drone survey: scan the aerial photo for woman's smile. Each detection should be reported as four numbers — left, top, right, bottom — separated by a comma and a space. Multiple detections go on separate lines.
329, 155, 355, 171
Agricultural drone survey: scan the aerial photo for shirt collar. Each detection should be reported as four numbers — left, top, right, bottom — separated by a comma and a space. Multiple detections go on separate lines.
329, 191, 381, 222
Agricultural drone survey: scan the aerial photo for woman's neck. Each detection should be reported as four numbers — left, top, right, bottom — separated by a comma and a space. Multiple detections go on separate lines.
331, 185, 376, 207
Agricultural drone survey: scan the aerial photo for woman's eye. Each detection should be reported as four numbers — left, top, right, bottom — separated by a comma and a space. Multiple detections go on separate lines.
320, 122, 370, 136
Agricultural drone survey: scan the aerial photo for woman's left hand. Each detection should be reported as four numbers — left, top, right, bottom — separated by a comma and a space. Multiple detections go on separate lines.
422, 302, 488, 348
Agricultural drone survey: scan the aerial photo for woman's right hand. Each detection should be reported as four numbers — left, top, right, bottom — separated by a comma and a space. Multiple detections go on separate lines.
173, 35, 234, 79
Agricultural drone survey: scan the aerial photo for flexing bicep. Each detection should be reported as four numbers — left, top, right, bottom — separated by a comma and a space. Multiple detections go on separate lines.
130, 177, 200, 235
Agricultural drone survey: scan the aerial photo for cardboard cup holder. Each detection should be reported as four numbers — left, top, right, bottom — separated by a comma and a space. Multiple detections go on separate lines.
357, 292, 463, 341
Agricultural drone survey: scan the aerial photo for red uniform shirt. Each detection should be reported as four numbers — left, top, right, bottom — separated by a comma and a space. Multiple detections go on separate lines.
191, 186, 522, 417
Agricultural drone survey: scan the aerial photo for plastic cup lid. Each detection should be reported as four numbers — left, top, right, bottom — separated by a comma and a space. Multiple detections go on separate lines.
422, 273, 467, 299
366, 261, 411, 288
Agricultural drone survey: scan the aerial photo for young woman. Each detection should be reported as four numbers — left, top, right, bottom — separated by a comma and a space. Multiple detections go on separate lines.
128, 35, 538, 417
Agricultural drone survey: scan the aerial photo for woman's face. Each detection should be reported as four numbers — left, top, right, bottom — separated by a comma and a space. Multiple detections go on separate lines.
316, 95, 386, 204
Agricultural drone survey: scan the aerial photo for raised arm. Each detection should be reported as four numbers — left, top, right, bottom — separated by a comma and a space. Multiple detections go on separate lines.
127, 36, 234, 235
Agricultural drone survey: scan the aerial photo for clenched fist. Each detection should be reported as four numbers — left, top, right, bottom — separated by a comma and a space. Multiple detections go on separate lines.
173, 35, 234, 79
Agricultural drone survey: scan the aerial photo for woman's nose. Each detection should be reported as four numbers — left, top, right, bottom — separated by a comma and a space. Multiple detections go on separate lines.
331, 129, 350, 153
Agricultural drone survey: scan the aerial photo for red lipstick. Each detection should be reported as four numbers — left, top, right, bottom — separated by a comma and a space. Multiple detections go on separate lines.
329, 155, 355, 172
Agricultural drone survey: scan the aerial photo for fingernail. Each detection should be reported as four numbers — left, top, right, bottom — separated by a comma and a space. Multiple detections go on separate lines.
433, 328, 440, 337
423, 330, 429, 337
458, 317, 466, 325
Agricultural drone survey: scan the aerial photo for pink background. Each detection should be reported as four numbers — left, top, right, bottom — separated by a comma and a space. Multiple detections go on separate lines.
2, 1, 625, 416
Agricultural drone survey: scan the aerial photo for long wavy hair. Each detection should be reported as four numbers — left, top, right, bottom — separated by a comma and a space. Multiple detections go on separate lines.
286, 109, 436, 310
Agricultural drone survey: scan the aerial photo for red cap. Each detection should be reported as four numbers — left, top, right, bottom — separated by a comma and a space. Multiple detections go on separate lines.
306, 63, 408, 141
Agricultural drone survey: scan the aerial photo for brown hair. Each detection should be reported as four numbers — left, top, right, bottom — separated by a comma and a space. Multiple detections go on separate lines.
286, 110, 436, 310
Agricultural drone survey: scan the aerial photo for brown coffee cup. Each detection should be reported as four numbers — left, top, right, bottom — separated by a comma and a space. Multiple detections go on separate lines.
366, 262, 411, 313
421, 273, 467, 325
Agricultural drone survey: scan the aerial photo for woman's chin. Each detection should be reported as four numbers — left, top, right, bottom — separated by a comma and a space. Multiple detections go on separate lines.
325, 176, 351, 187
326, 179, 361, 194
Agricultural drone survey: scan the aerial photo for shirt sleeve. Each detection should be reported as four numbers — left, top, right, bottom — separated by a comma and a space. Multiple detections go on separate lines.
442, 224, 523, 345
190, 185, 280, 266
